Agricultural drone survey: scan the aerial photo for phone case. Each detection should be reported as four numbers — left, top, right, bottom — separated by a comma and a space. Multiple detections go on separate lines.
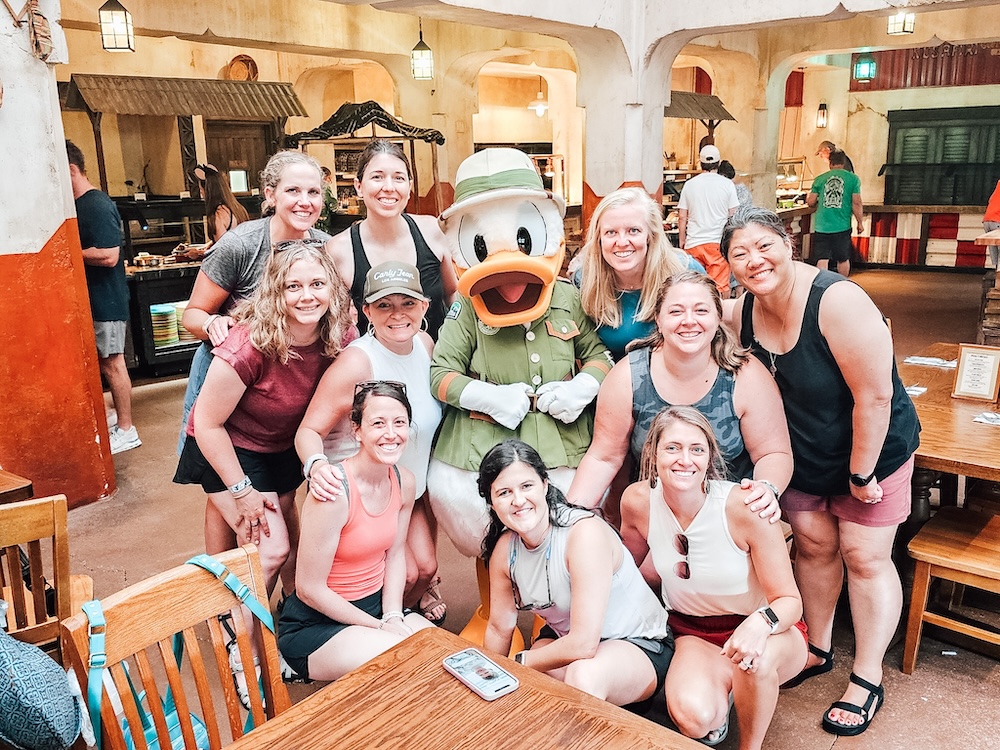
442, 648, 519, 701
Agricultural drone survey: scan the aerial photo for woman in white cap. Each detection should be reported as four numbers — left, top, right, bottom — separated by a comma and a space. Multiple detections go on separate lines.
326, 139, 457, 339
296, 260, 446, 625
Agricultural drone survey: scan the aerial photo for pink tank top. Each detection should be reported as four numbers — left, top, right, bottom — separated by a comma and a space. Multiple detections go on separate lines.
326, 461, 402, 601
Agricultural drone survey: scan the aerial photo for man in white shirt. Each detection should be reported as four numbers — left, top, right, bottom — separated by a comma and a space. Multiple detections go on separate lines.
678, 145, 740, 296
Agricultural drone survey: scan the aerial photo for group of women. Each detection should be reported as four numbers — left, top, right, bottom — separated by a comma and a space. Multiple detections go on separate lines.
168, 143, 918, 749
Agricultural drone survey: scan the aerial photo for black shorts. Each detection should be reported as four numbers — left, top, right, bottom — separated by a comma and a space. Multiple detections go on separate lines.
277, 589, 383, 680
812, 230, 853, 263
172, 436, 302, 495
536, 623, 674, 694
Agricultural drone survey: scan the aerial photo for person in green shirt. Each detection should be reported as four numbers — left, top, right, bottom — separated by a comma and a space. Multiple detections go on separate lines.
807, 150, 863, 276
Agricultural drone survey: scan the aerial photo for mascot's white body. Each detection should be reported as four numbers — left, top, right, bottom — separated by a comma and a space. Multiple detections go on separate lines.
427, 149, 611, 557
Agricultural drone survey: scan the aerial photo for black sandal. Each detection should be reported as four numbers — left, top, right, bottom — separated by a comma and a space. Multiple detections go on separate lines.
780, 643, 833, 689
821, 672, 884, 736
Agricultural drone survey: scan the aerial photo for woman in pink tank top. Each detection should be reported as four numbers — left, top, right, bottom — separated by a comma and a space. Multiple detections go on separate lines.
278, 382, 435, 682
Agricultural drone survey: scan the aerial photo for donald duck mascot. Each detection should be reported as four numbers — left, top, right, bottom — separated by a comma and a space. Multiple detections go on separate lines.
427, 148, 611, 564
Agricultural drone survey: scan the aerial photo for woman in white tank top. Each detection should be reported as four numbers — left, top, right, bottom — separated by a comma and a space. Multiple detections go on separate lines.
620, 406, 806, 750
479, 439, 673, 708
296, 260, 445, 624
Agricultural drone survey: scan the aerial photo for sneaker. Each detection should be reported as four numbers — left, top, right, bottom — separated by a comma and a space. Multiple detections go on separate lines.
278, 650, 311, 684
109, 425, 141, 454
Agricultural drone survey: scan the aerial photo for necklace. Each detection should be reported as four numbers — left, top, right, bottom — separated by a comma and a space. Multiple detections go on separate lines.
752, 270, 797, 377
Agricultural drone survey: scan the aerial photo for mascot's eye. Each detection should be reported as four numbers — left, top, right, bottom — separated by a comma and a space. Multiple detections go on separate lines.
516, 227, 532, 254
474, 235, 488, 263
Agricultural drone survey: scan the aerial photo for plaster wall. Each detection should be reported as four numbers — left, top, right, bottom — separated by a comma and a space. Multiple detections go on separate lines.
472, 76, 553, 144
0, 6, 116, 506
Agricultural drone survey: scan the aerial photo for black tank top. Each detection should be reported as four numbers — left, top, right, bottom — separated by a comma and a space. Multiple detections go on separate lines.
349, 214, 447, 339
739, 270, 919, 496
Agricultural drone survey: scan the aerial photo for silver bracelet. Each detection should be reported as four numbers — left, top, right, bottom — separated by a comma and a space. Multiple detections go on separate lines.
758, 479, 780, 499
228, 475, 252, 495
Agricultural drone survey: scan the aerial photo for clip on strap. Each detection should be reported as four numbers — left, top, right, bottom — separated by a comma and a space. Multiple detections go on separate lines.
81, 600, 107, 750
185, 554, 274, 633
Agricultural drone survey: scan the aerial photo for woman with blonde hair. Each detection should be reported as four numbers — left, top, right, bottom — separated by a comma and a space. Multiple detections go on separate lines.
621, 405, 806, 749
576, 187, 703, 361
174, 241, 353, 602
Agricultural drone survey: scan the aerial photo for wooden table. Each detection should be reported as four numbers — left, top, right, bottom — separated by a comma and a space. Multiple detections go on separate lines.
227, 628, 701, 750
898, 343, 1000, 538
0, 470, 32, 505
974, 228, 1000, 245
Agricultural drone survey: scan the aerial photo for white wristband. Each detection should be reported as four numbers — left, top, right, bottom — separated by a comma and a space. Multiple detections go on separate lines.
202, 314, 220, 335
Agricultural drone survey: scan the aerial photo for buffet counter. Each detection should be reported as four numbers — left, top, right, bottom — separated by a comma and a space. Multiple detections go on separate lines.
125, 261, 202, 376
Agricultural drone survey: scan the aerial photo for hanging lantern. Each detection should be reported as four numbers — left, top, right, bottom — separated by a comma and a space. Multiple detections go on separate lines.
99, 0, 134, 52
853, 52, 877, 83
411, 19, 433, 80
527, 76, 548, 117
887, 12, 916, 35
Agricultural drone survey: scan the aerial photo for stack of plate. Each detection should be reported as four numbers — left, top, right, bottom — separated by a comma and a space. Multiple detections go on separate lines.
174, 301, 196, 342
150, 304, 180, 348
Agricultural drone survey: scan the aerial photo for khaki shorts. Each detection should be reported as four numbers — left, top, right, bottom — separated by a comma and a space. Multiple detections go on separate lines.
94, 320, 126, 358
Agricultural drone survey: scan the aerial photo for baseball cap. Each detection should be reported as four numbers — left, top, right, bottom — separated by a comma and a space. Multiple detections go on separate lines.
699, 145, 721, 164
363, 261, 425, 303
816, 140, 836, 155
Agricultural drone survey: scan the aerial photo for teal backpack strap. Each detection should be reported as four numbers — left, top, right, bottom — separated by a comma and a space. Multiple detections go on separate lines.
81, 599, 107, 750
184, 554, 273, 633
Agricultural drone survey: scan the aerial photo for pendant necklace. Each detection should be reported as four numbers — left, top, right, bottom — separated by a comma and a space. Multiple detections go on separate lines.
755, 274, 796, 377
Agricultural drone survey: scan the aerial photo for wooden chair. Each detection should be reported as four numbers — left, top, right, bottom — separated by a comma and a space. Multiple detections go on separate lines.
903, 507, 1000, 673
60, 545, 291, 749
0, 494, 93, 662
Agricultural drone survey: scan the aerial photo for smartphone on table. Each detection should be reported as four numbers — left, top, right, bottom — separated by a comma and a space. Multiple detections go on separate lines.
442, 648, 519, 701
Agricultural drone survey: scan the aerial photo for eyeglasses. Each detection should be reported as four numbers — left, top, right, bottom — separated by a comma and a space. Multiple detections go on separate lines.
673, 533, 690, 580
273, 238, 327, 254
509, 539, 554, 612
353, 380, 408, 399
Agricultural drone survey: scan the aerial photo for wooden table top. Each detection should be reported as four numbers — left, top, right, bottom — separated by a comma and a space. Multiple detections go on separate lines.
0, 470, 32, 505
227, 628, 701, 750
974, 228, 1000, 246
898, 343, 1000, 482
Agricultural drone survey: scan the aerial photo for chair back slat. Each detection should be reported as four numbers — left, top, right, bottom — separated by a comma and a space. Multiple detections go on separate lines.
60, 545, 290, 749
0, 494, 83, 662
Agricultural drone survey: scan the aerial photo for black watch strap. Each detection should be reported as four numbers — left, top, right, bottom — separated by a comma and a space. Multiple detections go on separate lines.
850, 470, 877, 487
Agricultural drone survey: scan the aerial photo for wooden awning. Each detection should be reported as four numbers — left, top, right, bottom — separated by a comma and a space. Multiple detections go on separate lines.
664, 91, 736, 122
64, 74, 307, 119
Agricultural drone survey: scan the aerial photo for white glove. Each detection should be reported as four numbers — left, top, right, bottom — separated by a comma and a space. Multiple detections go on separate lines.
459, 380, 534, 431
534, 373, 600, 424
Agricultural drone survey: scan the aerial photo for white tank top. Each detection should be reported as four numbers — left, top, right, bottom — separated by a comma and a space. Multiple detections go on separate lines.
348, 333, 441, 495
509, 506, 669, 641
649, 479, 766, 617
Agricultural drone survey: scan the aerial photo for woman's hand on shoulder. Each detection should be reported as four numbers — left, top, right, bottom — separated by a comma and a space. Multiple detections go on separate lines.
309, 461, 345, 503
737, 478, 782, 524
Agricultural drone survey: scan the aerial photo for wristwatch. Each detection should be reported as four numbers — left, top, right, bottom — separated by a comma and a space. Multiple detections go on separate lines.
757, 606, 780, 634
514, 651, 527, 665
758, 479, 780, 498
849, 470, 877, 487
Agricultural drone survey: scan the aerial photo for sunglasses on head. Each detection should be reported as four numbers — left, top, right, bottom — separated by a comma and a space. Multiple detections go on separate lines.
273, 238, 327, 254
353, 380, 407, 399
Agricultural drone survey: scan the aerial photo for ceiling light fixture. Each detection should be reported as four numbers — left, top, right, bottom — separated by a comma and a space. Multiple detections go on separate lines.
410, 19, 433, 80
528, 76, 548, 117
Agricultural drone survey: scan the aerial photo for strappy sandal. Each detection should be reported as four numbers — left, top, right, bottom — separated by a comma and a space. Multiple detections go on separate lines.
417, 576, 447, 626
780, 643, 833, 689
699, 692, 733, 747
219, 614, 261, 710
821, 672, 884, 737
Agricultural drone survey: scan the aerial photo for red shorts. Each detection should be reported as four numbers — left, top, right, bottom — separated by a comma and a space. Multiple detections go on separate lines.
668, 610, 808, 648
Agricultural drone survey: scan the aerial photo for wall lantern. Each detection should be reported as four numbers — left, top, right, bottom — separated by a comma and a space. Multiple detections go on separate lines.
410, 19, 433, 80
99, 0, 134, 52
528, 76, 549, 117
816, 100, 828, 128
887, 11, 916, 35
853, 52, 877, 83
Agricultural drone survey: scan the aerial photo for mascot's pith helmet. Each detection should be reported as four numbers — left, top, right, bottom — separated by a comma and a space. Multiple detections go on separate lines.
440, 148, 566, 328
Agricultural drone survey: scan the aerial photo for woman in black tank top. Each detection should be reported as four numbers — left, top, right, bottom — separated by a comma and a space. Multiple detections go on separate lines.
721, 206, 919, 738
326, 139, 457, 339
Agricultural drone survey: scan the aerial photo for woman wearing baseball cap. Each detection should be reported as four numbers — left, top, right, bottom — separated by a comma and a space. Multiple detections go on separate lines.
296, 260, 447, 625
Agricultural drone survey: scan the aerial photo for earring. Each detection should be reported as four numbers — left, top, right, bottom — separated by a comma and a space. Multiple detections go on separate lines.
367, 321, 375, 337
420, 317, 428, 332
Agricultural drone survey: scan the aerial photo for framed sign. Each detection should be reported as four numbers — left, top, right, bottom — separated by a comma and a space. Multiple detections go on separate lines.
951, 344, 1000, 401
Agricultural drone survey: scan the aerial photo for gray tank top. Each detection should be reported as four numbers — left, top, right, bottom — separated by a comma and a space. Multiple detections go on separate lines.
628, 347, 753, 481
